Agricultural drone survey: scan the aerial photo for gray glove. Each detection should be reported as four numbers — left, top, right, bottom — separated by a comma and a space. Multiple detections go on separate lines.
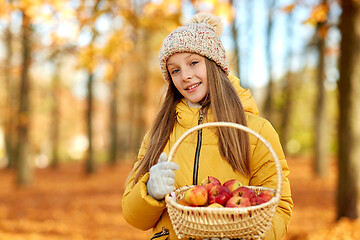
147, 152, 179, 200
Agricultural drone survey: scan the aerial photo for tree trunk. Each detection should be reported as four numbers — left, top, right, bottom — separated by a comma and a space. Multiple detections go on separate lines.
85, 72, 95, 174
263, 0, 276, 121
16, 11, 33, 185
3, 11, 18, 169
133, 29, 149, 152
280, 11, 294, 154
314, 14, 328, 177
244, 0, 254, 88
229, 0, 240, 78
337, 0, 360, 219
108, 74, 118, 165
50, 62, 61, 168
84, 0, 101, 174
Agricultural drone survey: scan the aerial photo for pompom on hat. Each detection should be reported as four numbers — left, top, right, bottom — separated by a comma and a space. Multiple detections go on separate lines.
159, 12, 230, 82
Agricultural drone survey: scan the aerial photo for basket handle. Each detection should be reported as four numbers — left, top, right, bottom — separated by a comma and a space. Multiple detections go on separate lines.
167, 122, 283, 197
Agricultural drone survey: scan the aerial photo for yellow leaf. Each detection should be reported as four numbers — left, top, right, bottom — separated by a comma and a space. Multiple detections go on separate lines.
302, 18, 315, 25
280, 4, 296, 13
0, 0, 11, 18
303, 3, 329, 25
79, 46, 98, 72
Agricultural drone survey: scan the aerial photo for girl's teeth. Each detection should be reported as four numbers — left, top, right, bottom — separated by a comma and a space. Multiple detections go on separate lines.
188, 83, 199, 90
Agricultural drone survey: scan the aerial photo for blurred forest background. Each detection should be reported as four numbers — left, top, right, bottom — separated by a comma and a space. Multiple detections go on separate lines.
0, 0, 359, 239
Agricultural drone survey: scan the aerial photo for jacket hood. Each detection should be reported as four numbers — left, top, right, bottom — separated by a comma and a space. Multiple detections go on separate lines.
228, 75, 259, 116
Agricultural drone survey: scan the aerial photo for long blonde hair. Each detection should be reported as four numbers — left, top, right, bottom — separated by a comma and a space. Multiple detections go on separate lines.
132, 57, 251, 184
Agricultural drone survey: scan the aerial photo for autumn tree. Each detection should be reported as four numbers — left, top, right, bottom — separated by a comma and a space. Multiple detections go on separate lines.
123, 0, 151, 155
263, 0, 276, 122
16, 7, 33, 185
279, 4, 296, 153
76, 0, 106, 174
1, 0, 18, 169
301, 1, 331, 175
102, 39, 122, 165
108, 69, 119, 165
336, 0, 360, 219
229, 0, 240, 78
49, 59, 61, 168
313, 2, 329, 177
121, 0, 182, 155
243, 0, 254, 87
1, 0, 69, 181
101, 26, 134, 164
45, 2, 79, 168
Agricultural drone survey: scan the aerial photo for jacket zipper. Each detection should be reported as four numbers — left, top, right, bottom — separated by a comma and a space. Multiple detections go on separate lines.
150, 227, 169, 239
192, 108, 204, 185
152, 110, 203, 240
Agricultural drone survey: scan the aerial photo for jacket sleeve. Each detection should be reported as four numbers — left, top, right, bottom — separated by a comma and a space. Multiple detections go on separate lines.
121, 132, 167, 231
249, 120, 293, 240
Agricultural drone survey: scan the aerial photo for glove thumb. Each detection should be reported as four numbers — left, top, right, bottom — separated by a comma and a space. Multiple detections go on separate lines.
158, 152, 168, 163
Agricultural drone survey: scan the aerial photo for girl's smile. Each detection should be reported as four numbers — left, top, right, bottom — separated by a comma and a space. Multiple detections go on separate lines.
167, 52, 208, 104
185, 82, 201, 92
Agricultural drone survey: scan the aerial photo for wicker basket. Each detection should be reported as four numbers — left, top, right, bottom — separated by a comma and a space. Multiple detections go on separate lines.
165, 122, 283, 239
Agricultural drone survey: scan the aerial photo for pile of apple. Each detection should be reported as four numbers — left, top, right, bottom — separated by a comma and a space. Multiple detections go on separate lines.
177, 176, 274, 208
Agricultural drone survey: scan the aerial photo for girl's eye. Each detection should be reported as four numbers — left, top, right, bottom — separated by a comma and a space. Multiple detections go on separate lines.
171, 69, 179, 75
191, 61, 198, 66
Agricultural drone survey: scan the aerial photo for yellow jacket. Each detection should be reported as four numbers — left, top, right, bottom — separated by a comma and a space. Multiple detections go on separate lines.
122, 75, 293, 240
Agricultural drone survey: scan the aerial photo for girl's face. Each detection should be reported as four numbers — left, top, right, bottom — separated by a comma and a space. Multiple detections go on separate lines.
167, 53, 208, 104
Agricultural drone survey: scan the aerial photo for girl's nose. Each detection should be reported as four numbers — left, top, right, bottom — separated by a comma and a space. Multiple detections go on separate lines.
181, 68, 193, 81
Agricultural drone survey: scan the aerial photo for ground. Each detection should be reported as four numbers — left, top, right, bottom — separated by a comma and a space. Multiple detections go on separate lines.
0, 157, 359, 240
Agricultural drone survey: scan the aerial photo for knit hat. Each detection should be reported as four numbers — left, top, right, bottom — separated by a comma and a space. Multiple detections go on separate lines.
159, 12, 230, 82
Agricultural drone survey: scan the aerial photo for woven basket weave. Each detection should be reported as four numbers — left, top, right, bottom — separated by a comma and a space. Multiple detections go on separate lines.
165, 122, 283, 239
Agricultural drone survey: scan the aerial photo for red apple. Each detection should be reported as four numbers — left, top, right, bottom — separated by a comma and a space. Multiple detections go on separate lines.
232, 186, 257, 206
184, 185, 208, 206
258, 189, 275, 202
177, 198, 194, 206
200, 176, 221, 193
225, 196, 251, 208
207, 203, 224, 208
208, 185, 232, 206
256, 196, 267, 205
223, 179, 242, 193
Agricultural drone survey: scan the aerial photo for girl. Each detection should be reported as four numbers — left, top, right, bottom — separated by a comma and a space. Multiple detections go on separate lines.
122, 12, 293, 240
